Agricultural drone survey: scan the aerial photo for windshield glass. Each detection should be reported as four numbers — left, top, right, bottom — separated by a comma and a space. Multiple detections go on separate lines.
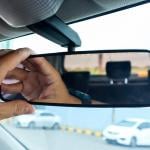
116, 120, 136, 127
0, 106, 150, 150
0, 3, 149, 54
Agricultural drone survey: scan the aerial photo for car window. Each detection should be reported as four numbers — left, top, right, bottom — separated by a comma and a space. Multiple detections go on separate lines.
0, 3, 149, 54
116, 120, 136, 127
1, 106, 150, 150
138, 122, 150, 129
39, 113, 54, 116
64, 52, 150, 77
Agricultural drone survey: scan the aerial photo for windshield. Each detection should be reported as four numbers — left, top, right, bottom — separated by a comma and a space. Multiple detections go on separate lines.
116, 120, 136, 127
0, 3, 150, 150
0, 106, 150, 150
0, 3, 149, 54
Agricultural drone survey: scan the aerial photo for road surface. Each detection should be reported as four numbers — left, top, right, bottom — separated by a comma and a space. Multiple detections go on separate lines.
2, 124, 150, 150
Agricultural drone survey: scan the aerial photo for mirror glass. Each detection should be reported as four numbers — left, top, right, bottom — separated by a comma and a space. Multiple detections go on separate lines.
1, 51, 150, 106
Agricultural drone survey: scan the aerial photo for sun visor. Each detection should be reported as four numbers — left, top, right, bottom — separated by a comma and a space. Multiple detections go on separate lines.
0, 0, 64, 27
57, 0, 145, 23
0, 19, 31, 37
0, 18, 32, 42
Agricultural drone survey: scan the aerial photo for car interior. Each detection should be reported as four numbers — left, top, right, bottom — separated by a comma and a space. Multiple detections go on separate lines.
45, 52, 150, 105
0, 0, 149, 150
0, 0, 147, 44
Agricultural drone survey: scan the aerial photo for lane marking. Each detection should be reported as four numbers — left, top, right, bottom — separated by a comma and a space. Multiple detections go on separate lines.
61, 126, 102, 137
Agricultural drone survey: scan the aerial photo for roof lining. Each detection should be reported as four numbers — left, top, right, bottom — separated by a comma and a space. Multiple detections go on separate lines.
0, 0, 148, 43
67, 0, 148, 25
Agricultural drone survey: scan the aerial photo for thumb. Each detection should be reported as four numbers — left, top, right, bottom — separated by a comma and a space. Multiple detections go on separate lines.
0, 100, 34, 120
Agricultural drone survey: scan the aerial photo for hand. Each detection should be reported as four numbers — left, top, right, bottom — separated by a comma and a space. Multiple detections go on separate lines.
2, 57, 81, 104
0, 48, 34, 120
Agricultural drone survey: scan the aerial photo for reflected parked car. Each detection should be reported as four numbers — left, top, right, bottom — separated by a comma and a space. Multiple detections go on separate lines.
103, 118, 150, 147
13, 110, 61, 129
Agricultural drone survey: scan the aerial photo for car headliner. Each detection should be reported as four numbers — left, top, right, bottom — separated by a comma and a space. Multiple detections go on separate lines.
0, 0, 148, 43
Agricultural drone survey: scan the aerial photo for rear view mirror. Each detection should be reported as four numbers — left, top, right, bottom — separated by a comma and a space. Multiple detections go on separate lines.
1, 50, 150, 107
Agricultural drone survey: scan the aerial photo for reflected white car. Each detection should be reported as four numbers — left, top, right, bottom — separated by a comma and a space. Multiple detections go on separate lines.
103, 118, 150, 147
13, 110, 61, 129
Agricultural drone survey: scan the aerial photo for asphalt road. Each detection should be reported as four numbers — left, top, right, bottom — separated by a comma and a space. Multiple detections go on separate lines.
2, 125, 150, 150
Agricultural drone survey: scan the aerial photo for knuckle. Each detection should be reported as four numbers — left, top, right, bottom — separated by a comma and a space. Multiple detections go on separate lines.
14, 100, 27, 116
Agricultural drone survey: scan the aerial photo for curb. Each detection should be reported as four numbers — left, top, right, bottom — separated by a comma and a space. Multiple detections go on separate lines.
61, 126, 102, 137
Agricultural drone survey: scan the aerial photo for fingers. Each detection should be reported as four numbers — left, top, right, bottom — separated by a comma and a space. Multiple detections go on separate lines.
0, 48, 31, 83
28, 57, 59, 78
22, 60, 37, 71
1, 68, 28, 94
0, 100, 34, 120
0, 49, 14, 56
6, 68, 29, 81
2, 82, 23, 93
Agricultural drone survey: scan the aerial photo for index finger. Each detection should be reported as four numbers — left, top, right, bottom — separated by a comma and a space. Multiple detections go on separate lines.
0, 48, 31, 83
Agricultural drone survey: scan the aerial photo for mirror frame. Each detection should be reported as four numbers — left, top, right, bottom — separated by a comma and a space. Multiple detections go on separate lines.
2, 49, 150, 108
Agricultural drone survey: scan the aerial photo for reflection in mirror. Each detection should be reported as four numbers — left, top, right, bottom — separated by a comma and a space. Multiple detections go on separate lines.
1, 51, 150, 106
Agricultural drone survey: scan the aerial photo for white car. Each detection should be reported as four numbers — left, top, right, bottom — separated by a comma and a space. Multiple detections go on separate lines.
102, 118, 150, 147
13, 110, 61, 129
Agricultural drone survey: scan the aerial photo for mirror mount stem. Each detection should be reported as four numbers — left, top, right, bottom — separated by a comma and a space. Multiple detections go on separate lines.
28, 15, 81, 53
68, 43, 75, 52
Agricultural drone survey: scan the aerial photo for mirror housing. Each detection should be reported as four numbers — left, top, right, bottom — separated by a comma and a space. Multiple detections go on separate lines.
1, 49, 150, 107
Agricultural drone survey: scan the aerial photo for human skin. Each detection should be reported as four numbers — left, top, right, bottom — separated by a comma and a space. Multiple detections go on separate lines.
1, 52, 81, 104
0, 48, 34, 120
